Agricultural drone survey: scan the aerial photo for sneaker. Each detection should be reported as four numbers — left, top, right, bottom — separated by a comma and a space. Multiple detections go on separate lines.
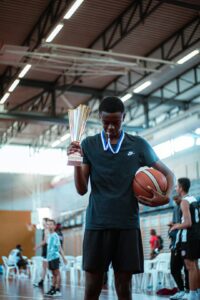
45, 287, 56, 296
53, 290, 61, 297
170, 291, 186, 299
33, 280, 43, 288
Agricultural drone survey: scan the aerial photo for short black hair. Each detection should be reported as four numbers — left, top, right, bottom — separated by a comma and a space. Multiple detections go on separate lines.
99, 96, 125, 113
178, 177, 191, 193
48, 219, 56, 225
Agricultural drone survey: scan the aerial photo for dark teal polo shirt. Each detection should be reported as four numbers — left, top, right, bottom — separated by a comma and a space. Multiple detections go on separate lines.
81, 132, 159, 230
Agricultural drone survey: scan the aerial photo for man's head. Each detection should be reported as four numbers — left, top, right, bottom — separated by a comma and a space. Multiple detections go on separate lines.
56, 223, 62, 231
176, 177, 190, 196
43, 217, 49, 228
47, 219, 56, 232
150, 229, 156, 236
16, 244, 22, 251
99, 97, 125, 139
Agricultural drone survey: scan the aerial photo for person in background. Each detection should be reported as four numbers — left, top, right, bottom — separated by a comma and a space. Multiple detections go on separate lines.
33, 217, 49, 287
149, 229, 159, 259
45, 219, 67, 297
8, 244, 29, 275
170, 178, 200, 300
56, 223, 64, 248
168, 194, 189, 300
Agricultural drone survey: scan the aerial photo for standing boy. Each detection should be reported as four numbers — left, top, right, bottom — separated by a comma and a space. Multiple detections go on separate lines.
170, 178, 200, 300
45, 219, 63, 297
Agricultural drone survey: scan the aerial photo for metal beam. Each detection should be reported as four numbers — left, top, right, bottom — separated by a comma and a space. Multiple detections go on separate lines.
157, 0, 200, 11
0, 0, 71, 91
0, 111, 143, 132
125, 63, 200, 125
104, 16, 200, 96
88, 0, 162, 50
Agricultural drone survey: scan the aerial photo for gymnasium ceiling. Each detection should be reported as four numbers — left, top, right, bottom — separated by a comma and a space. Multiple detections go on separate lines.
0, 0, 200, 149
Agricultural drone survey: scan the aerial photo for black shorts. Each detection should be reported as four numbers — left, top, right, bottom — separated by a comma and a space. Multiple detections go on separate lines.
42, 244, 47, 259
83, 229, 144, 274
180, 240, 200, 260
17, 259, 28, 268
48, 258, 60, 271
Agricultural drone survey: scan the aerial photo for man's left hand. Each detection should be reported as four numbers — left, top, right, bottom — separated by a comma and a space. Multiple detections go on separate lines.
138, 186, 170, 207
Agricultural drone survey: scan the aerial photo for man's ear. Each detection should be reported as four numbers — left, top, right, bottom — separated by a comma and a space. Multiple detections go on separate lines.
122, 113, 126, 121
99, 112, 102, 120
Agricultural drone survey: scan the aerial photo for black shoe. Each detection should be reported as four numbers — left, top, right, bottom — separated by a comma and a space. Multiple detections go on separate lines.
45, 287, 56, 296
33, 280, 43, 287
53, 289, 61, 297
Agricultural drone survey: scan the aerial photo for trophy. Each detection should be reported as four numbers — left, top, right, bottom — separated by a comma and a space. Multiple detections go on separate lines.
67, 104, 90, 166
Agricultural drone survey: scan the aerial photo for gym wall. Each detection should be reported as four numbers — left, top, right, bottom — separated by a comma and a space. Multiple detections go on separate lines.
0, 211, 35, 263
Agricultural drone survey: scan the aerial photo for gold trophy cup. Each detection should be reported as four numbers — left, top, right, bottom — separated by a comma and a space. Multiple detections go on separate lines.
67, 104, 90, 166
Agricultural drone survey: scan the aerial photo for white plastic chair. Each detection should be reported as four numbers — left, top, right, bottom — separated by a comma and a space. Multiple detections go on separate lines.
74, 256, 84, 285
2, 256, 19, 278
140, 259, 158, 292
141, 253, 175, 292
60, 255, 75, 284
30, 256, 43, 283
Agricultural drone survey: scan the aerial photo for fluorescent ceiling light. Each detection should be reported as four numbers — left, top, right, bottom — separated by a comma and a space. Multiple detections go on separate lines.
18, 64, 32, 78
121, 93, 132, 102
133, 80, 152, 93
63, 0, 84, 19
196, 138, 200, 146
0, 92, 10, 104
51, 140, 61, 148
51, 133, 71, 147
8, 79, 20, 92
60, 133, 70, 142
195, 128, 200, 135
177, 49, 199, 65
46, 23, 64, 43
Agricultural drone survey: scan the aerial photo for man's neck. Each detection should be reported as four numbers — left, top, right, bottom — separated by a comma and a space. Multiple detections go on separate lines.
181, 192, 187, 197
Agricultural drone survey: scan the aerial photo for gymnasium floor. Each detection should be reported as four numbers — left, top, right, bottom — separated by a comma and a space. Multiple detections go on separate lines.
0, 276, 170, 300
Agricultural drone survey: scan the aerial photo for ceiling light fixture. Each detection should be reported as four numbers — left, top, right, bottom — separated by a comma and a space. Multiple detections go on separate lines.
0, 92, 10, 104
63, 0, 84, 19
18, 64, 32, 78
51, 140, 61, 148
133, 80, 152, 93
60, 133, 71, 142
195, 128, 200, 135
46, 23, 64, 43
177, 49, 199, 65
121, 93, 132, 102
8, 79, 20, 92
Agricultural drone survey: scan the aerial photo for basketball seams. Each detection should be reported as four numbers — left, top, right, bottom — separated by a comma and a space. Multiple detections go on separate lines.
140, 169, 162, 194
134, 177, 152, 195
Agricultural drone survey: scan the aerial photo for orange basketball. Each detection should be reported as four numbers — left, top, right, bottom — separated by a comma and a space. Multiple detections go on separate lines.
133, 167, 167, 206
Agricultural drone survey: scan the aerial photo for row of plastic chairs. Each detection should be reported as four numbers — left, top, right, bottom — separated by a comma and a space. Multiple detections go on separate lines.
107, 252, 175, 293
138, 253, 175, 292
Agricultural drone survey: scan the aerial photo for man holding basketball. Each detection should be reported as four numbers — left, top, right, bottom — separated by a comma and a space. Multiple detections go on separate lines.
67, 96, 175, 300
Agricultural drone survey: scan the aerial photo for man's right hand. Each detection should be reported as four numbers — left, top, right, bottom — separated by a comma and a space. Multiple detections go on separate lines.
67, 141, 82, 156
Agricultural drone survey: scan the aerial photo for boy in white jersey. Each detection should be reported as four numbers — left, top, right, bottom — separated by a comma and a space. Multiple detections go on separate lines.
170, 178, 200, 300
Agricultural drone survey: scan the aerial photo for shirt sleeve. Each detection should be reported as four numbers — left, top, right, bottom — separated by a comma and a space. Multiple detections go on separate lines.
139, 137, 159, 166
81, 138, 91, 165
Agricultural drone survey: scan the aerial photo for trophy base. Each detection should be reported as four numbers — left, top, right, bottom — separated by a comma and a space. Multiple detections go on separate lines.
67, 153, 83, 166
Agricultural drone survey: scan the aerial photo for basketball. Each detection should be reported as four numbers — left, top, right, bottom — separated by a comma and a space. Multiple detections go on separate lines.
133, 167, 168, 206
